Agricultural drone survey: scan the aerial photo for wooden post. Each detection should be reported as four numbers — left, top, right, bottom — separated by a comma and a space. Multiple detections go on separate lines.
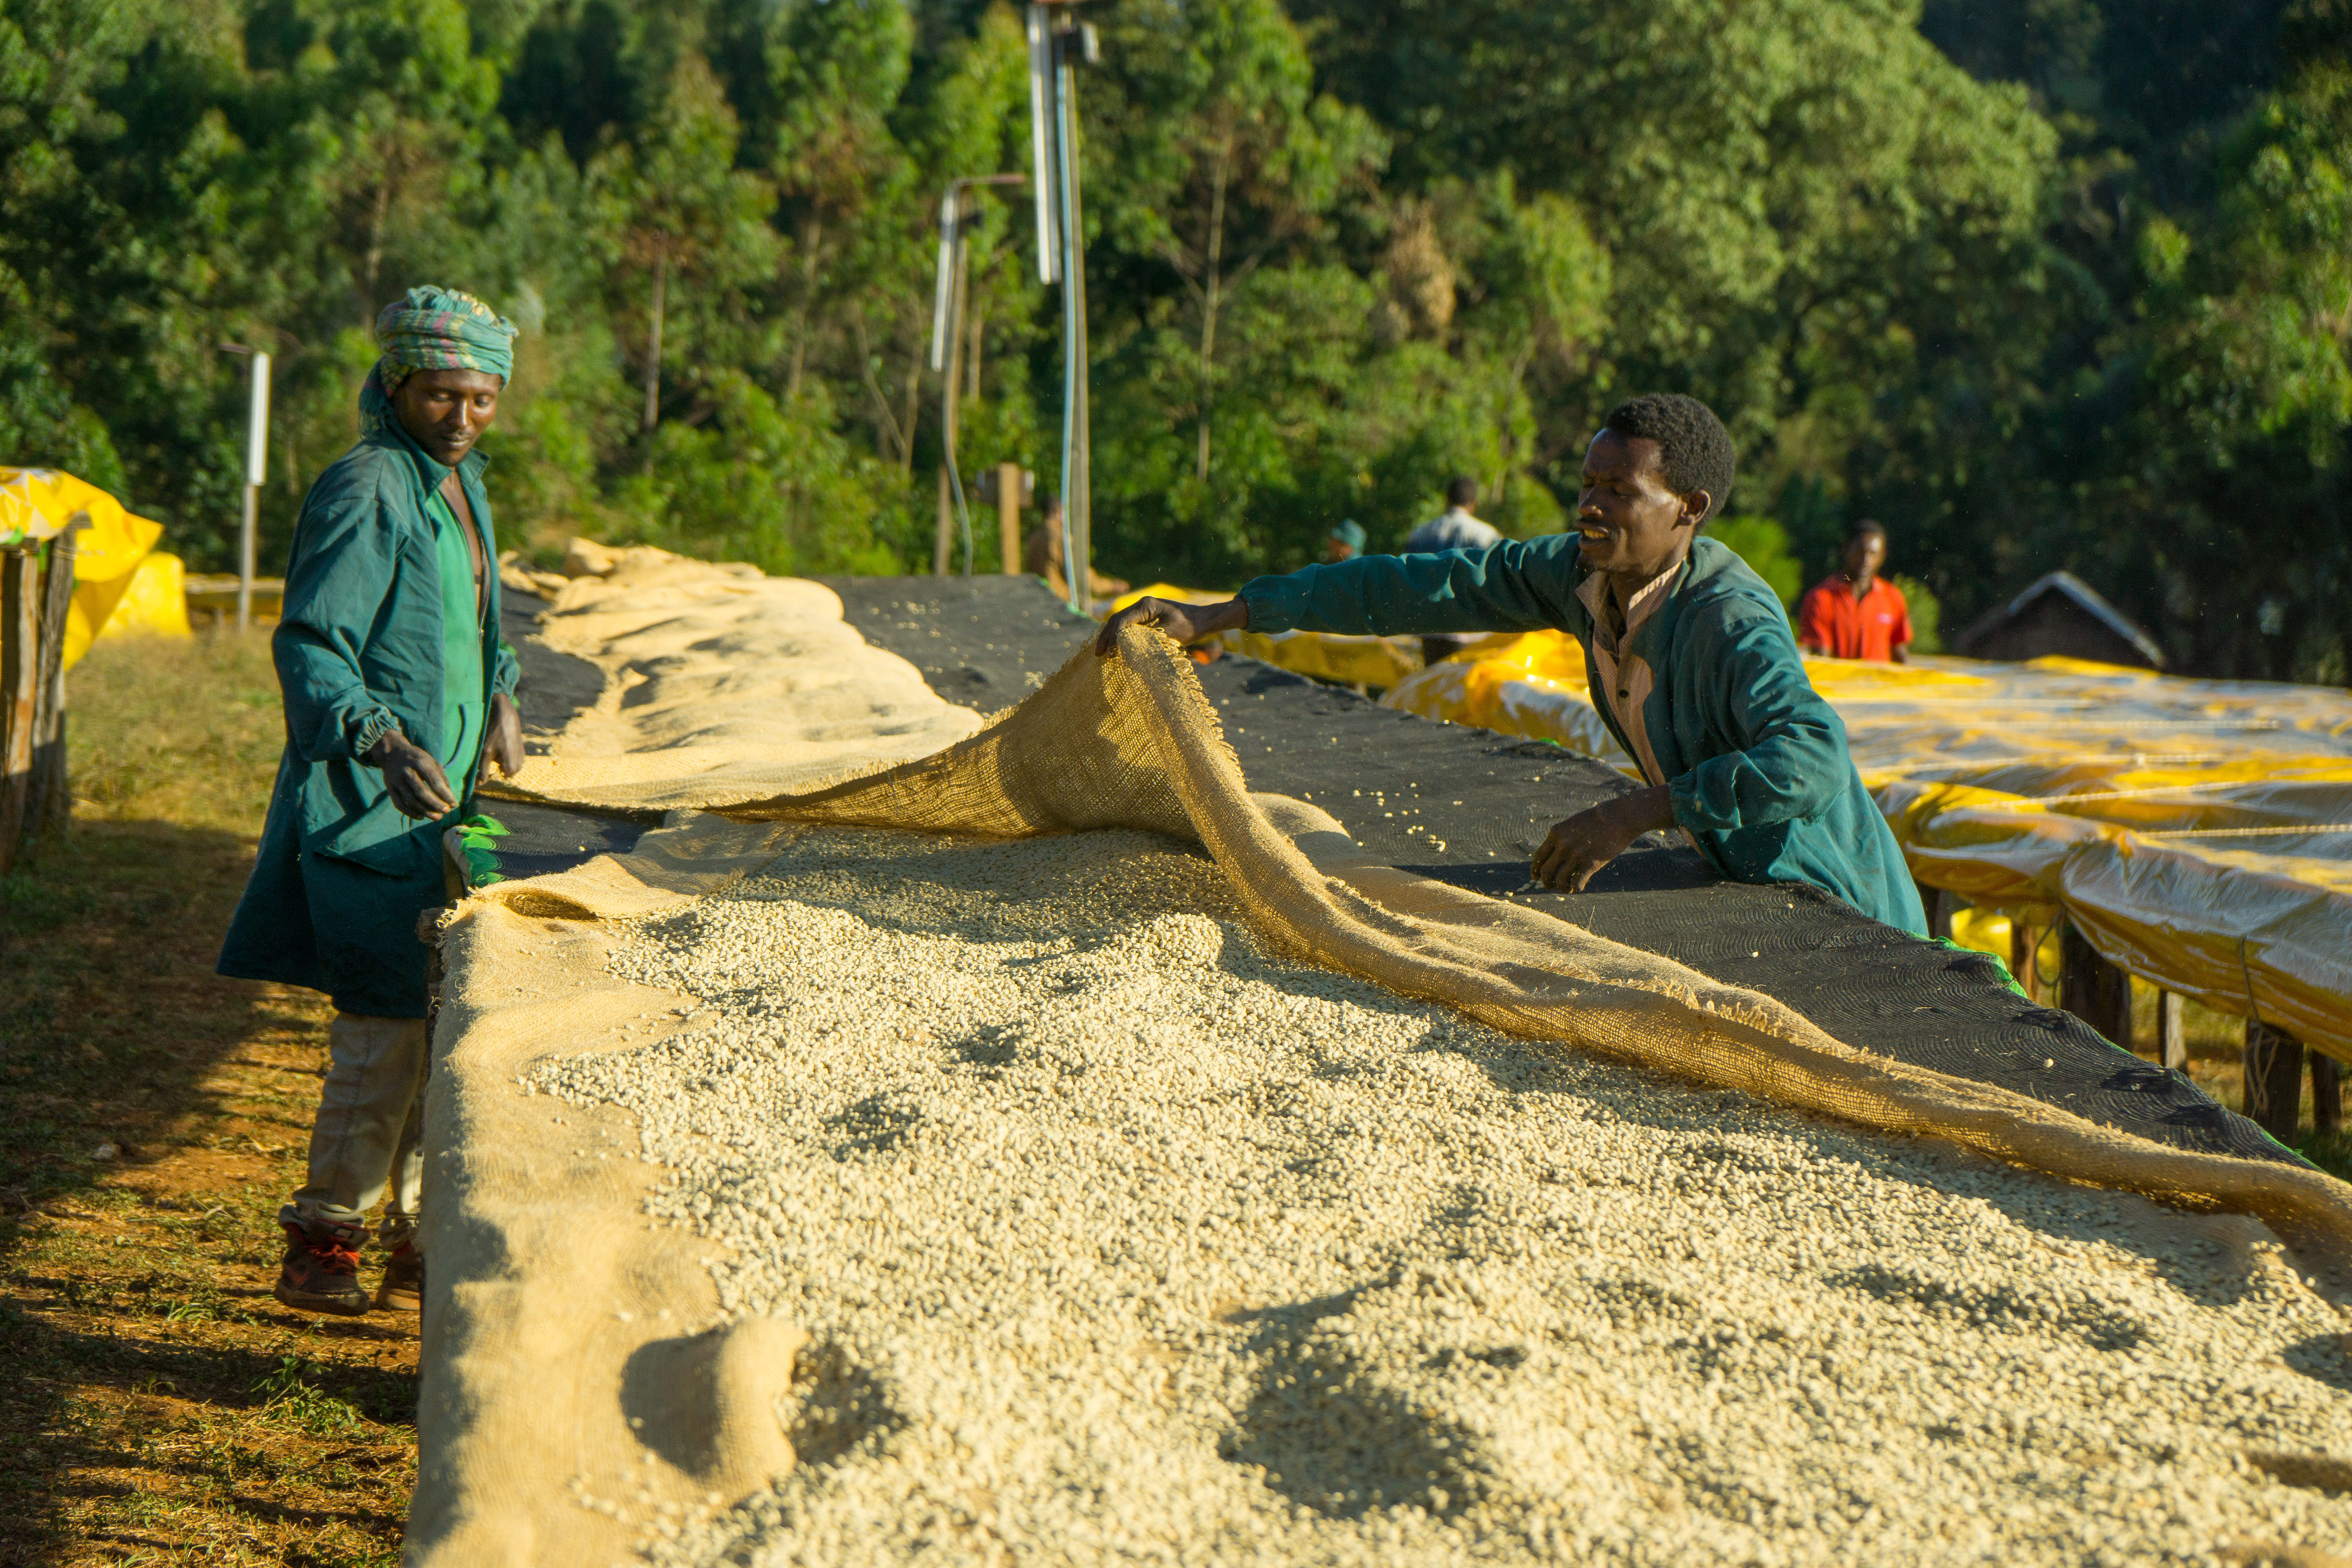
2157, 989, 2187, 1071
999, 462, 1022, 575
24, 514, 85, 842
0, 547, 36, 875
2060, 917, 2132, 1049
2010, 917, 2045, 1004
2243, 1022, 2304, 1144
2314, 1050, 2343, 1137
1919, 882, 1953, 940
935, 466, 954, 577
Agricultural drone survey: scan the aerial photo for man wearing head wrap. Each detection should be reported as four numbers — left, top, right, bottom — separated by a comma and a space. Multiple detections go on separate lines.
218, 286, 526, 1316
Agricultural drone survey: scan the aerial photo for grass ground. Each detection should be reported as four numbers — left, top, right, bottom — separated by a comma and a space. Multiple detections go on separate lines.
0, 632, 414, 1568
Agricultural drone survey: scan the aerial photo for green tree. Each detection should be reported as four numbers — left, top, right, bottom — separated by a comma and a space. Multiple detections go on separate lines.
2098, 14, 2352, 680
588, 55, 780, 441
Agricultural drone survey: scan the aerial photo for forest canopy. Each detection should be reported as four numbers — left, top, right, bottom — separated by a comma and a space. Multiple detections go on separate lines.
1, 0, 2345, 679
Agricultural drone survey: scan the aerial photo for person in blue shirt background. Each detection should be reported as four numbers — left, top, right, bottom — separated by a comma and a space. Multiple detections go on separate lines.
1096, 393, 1926, 936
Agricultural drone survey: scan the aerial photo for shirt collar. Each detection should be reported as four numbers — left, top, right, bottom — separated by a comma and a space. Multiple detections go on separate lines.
1577, 554, 1687, 647
376, 419, 491, 495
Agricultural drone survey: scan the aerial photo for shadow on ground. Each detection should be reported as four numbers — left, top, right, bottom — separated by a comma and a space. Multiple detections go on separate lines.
0, 816, 416, 1567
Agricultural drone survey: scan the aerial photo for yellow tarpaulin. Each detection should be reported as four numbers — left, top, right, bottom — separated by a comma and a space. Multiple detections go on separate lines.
0, 468, 174, 667
1379, 630, 2352, 1064
105, 552, 195, 640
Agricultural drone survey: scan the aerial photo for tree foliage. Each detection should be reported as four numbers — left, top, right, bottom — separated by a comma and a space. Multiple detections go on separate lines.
0, 0, 2338, 679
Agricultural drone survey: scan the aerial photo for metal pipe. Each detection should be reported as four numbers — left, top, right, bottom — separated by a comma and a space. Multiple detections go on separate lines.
240, 349, 271, 631
1026, 7, 1059, 284
1054, 32, 1084, 613
929, 176, 1024, 578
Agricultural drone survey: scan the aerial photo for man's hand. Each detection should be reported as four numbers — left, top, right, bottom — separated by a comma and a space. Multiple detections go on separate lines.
364, 729, 460, 819
1093, 595, 1250, 657
483, 691, 525, 780
1532, 785, 1676, 893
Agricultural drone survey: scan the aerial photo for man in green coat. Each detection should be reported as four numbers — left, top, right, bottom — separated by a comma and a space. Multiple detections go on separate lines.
218, 286, 527, 1316
1096, 393, 1926, 936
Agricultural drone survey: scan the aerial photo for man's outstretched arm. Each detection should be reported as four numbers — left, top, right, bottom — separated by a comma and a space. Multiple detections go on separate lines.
1096, 537, 1585, 655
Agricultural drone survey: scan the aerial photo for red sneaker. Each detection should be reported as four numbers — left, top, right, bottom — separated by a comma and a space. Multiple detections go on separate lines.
375, 1244, 425, 1312
272, 1223, 370, 1316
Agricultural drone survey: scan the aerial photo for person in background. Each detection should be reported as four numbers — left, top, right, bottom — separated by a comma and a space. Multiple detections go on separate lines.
1025, 495, 1129, 604
218, 286, 528, 1317
1096, 393, 1925, 935
1406, 477, 1506, 663
1324, 519, 1367, 563
1406, 475, 1503, 554
1796, 520, 1912, 662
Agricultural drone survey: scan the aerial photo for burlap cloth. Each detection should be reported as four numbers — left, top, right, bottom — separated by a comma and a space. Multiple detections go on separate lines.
412, 566, 2352, 1565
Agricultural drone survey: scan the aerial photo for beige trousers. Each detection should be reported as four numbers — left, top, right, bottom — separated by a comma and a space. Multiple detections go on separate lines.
282, 1011, 428, 1249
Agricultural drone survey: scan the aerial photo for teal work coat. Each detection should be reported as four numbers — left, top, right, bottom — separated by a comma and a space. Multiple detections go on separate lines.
216, 422, 519, 1017
1238, 534, 1927, 935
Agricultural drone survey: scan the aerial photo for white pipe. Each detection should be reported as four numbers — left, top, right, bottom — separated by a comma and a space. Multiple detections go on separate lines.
240, 350, 269, 631
929, 192, 957, 372
1026, 6, 1058, 284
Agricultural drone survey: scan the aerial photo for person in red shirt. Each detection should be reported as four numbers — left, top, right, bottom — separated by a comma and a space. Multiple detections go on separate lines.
1797, 520, 1912, 662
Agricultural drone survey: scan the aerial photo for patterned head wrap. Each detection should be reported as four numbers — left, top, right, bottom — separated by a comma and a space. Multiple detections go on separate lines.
359, 285, 518, 433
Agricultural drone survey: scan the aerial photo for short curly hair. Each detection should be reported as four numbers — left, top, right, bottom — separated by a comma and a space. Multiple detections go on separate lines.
1602, 394, 1735, 522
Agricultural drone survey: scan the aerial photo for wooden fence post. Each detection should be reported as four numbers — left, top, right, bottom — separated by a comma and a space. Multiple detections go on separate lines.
2156, 990, 2187, 1071
24, 514, 85, 842
2010, 917, 2042, 1004
2243, 1022, 2305, 1145
2060, 917, 2133, 1049
0, 546, 35, 875
1919, 881, 1953, 941
999, 463, 1022, 576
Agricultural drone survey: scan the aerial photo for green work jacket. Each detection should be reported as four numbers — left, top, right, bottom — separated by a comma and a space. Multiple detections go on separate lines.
1238, 534, 1927, 935
216, 421, 519, 1017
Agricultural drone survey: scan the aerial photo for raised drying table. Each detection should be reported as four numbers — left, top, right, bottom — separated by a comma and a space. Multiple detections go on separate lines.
818, 573, 2304, 1170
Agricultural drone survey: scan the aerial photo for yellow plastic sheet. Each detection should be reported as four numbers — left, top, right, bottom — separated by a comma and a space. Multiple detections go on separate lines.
101, 552, 194, 640
1381, 630, 2352, 1063
1111, 581, 1426, 688
0, 468, 170, 668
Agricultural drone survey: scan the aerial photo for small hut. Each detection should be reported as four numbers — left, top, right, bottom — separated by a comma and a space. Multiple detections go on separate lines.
1953, 570, 2167, 669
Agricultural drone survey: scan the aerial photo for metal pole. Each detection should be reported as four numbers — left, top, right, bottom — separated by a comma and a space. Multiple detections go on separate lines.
932, 178, 1022, 580
1062, 46, 1091, 614
1052, 24, 1088, 614
1026, 7, 1060, 285
240, 350, 270, 631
